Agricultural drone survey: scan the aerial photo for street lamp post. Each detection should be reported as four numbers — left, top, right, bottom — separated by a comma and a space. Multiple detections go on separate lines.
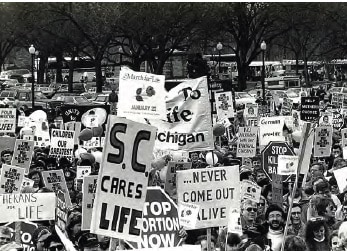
35, 50, 39, 85
216, 42, 223, 78
261, 41, 267, 104
28, 45, 35, 109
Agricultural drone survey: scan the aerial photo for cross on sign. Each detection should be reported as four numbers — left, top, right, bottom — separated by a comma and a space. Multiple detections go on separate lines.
317, 137, 328, 147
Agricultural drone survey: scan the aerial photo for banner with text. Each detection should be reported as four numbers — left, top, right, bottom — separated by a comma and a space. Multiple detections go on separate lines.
314, 126, 333, 157
259, 117, 285, 146
0, 193, 56, 223
236, 127, 257, 157
0, 165, 25, 194
82, 175, 98, 230
118, 68, 167, 121
240, 180, 261, 203
0, 108, 16, 133
91, 116, 156, 242
42, 170, 72, 206
176, 166, 240, 229
11, 139, 34, 173
215, 92, 234, 119
49, 129, 75, 160
150, 77, 214, 152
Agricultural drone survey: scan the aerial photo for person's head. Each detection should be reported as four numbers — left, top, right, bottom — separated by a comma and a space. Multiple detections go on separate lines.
190, 152, 199, 162
225, 233, 242, 251
329, 230, 341, 251
28, 170, 43, 188
315, 181, 332, 198
66, 212, 82, 238
32, 227, 51, 251
257, 196, 267, 215
333, 158, 347, 170
195, 235, 216, 251
248, 107, 254, 115
305, 218, 329, 243
323, 115, 329, 123
333, 145, 343, 158
265, 204, 285, 231
255, 169, 268, 187
283, 235, 306, 251
329, 176, 339, 195
315, 196, 336, 218
290, 203, 302, 225
0, 226, 12, 245
97, 235, 110, 250
77, 232, 99, 251
43, 234, 64, 251
262, 184, 272, 203
242, 199, 258, 222
310, 163, 325, 178
1, 149, 13, 164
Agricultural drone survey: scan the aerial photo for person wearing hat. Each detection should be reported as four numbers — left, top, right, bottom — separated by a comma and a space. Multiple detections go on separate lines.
32, 227, 52, 251
43, 233, 64, 251
66, 211, 82, 246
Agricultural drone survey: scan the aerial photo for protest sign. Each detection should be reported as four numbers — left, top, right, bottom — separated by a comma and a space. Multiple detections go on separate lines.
297, 122, 314, 175
281, 97, 293, 116
42, 170, 72, 206
118, 68, 166, 121
236, 127, 257, 158
0, 192, 56, 223
215, 92, 234, 119
31, 119, 50, 147
61, 105, 109, 123
332, 112, 344, 130
84, 114, 99, 128
227, 208, 242, 236
77, 166, 91, 180
178, 202, 200, 229
319, 112, 333, 126
82, 175, 98, 230
0, 165, 25, 194
150, 77, 214, 152
164, 162, 192, 198
334, 167, 347, 193
11, 139, 34, 173
91, 116, 156, 242
342, 129, 347, 149
261, 141, 295, 181
277, 155, 299, 175
17, 116, 27, 127
132, 187, 181, 249
176, 165, 240, 229
246, 117, 258, 127
6, 221, 37, 251
332, 93, 344, 108
83, 137, 101, 149
314, 126, 333, 157
54, 119, 64, 130
300, 97, 320, 122
244, 104, 258, 118
56, 190, 69, 233
208, 80, 233, 115
240, 180, 261, 203
0, 108, 16, 133
272, 174, 283, 207
65, 121, 82, 145
49, 129, 75, 160
259, 117, 285, 146
21, 177, 34, 190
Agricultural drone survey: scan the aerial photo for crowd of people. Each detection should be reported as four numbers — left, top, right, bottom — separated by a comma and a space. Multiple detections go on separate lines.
1, 80, 347, 251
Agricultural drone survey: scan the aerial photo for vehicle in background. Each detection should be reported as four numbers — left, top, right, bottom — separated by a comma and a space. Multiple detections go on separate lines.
2, 79, 20, 89
235, 92, 257, 107
56, 83, 86, 94
80, 92, 98, 101
270, 89, 301, 109
264, 76, 301, 90
0, 69, 32, 83
34, 85, 56, 98
92, 92, 112, 105
0, 90, 17, 106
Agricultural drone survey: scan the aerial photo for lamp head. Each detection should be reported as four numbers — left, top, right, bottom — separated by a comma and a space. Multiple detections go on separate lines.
261, 41, 267, 51
28, 45, 35, 54
216, 42, 223, 51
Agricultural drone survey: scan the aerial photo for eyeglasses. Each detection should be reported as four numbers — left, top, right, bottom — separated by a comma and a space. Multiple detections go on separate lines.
333, 242, 338, 245
49, 245, 64, 251
257, 203, 265, 206
291, 212, 301, 215
246, 207, 257, 212
313, 229, 325, 234
328, 205, 337, 210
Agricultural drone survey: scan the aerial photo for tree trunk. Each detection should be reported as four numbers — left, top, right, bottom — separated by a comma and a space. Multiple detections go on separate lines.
68, 53, 76, 93
95, 59, 103, 93
132, 58, 142, 72
56, 52, 64, 83
303, 51, 310, 86
295, 53, 299, 76
237, 64, 248, 91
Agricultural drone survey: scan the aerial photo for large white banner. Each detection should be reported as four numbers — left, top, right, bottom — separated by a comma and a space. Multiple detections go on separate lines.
0, 193, 56, 223
176, 166, 240, 229
91, 116, 157, 242
118, 68, 166, 120
150, 77, 214, 152
259, 116, 285, 146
